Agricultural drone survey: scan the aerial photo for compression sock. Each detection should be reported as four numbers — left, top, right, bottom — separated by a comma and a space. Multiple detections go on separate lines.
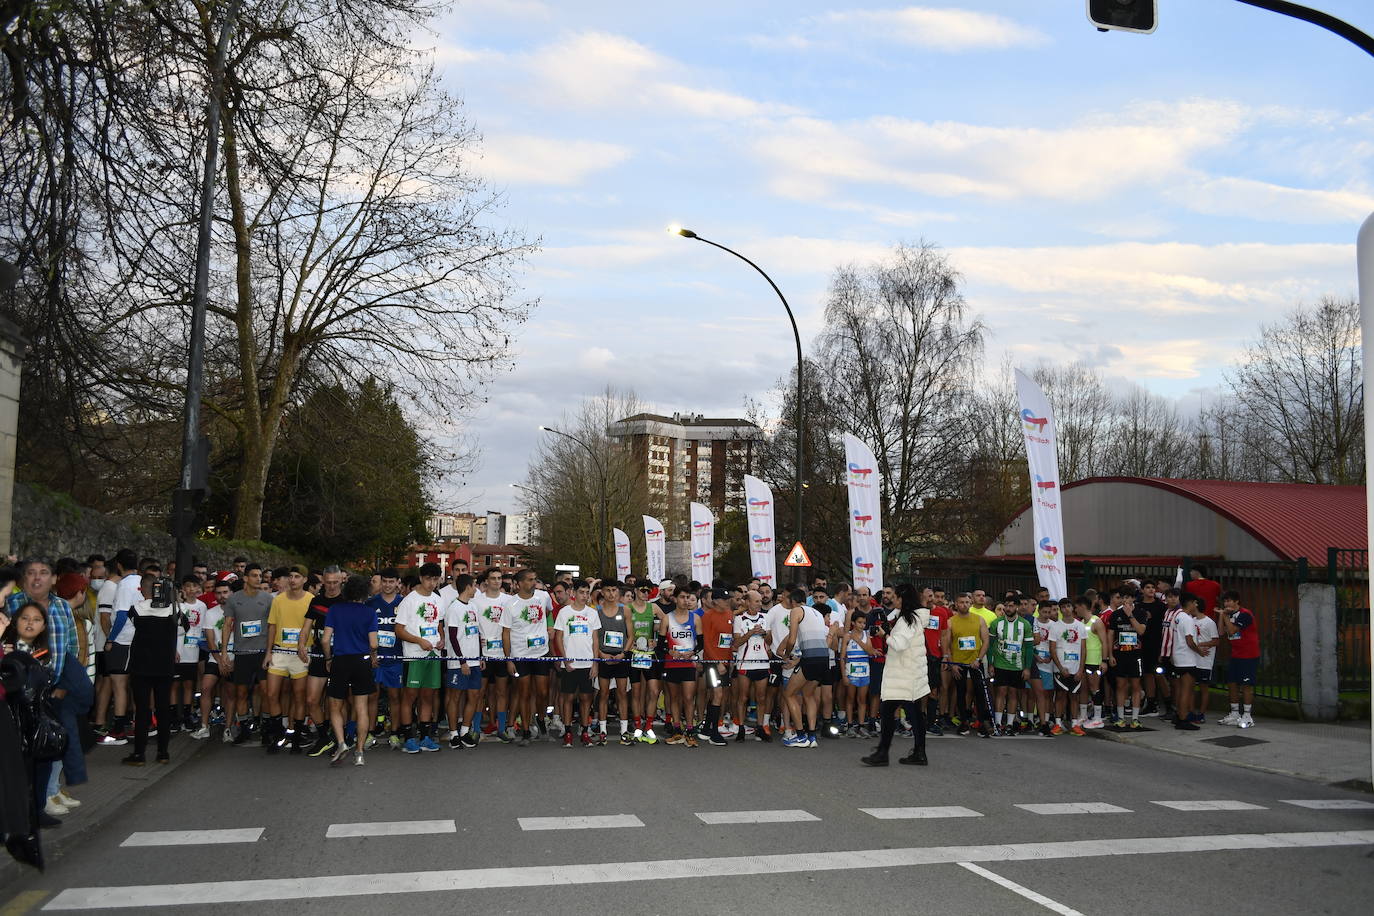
497, 711, 508, 733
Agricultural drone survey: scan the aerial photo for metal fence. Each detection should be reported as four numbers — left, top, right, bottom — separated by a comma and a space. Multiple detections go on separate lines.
1329, 547, 1370, 694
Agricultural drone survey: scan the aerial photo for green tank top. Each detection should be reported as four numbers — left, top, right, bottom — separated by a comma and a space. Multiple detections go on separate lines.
1085, 615, 1103, 666
630, 603, 657, 648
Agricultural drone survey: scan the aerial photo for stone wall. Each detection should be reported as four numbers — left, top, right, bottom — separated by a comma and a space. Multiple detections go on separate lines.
10, 481, 299, 570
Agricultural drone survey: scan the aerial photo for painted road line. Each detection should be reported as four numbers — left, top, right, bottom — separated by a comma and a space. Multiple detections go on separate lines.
1151, 801, 1267, 812
1280, 799, 1374, 811
1016, 803, 1131, 815
695, 809, 819, 825
325, 820, 456, 838
43, 830, 1374, 910
121, 828, 265, 848
1, 891, 50, 916
861, 806, 983, 820
518, 815, 644, 831
958, 862, 1085, 916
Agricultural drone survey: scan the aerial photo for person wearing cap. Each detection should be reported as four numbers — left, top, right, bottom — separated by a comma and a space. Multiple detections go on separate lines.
699, 588, 736, 747
262, 564, 313, 753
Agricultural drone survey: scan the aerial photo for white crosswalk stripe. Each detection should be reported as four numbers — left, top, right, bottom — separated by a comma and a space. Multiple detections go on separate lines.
696, 809, 819, 824
1016, 803, 1132, 815
1151, 801, 1266, 812
121, 828, 264, 848
1280, 799, 1374, 810
325, 819, 456, 838
861, 806, 983, 819
518, 815, 644, 831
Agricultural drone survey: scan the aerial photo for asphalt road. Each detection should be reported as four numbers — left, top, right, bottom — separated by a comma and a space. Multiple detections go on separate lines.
5, 728, 1373, 915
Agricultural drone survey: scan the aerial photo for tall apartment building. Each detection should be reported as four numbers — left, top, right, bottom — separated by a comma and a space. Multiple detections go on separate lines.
608, 412, 762, 538
427, 512, 477, 543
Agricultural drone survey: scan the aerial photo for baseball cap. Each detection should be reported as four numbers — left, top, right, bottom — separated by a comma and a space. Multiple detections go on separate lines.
288, 563, 310, 577
711, 587, 730, 600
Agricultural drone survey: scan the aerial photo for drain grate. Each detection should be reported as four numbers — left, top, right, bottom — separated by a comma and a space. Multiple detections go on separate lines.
1201, 735, 1269, 748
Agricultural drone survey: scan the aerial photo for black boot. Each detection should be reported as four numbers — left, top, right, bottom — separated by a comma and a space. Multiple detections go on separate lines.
861, 751, 890, 766
899, 747, 928, 765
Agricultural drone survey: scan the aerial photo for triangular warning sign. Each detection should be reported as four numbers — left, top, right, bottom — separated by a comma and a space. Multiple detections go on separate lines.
783, 541, 812, 567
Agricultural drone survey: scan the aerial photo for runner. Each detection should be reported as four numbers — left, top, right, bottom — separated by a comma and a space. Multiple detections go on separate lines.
1107, 588, 1148, 729
1188, 594, 1221, 722
262, 564, 312, 754
93, 550, 137, 745
840, 610, 873, 737
1031, 600, 1059, 736
472, 567, 514, 742
220, 564, 271, 746
661, 588, 701, 747
501, 568, 554, 746
1169, 593, 1201, 730
304, 566, 346, 757
172, 576, 207, 734
778, 591, 833, 748
99, 551, 145, 746
1137, 580, 1168, 716
394, 562, 445, 753
763, 586, 804, 741
552, 580, 600, 747
628, 582, 665, 743
321, 574, 378, 767
1051, 603, 1087, 735
443, 573, 481, 749
1077, 595, 1109, 729
595, 582, 633, 745
987, 599, 1030, 736
1219, 590, 1260, 728
190, 578, 228, 740
923, 588, 951, 735
699, 588, 735, 747
366, 568, 405, 749
732, 589, 770, 743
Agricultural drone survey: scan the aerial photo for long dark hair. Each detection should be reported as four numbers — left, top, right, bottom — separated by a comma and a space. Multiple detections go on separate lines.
892, 583, 920, 629
1, 600, 51, 655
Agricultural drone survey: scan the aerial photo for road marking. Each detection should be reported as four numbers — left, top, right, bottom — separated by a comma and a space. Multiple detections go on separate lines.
518, 815, 644, 831
1281, 799, 1374, 811
43, 830, 1374, 910
121, 828, 265, 847
695, 809, 819, 825
325, 819, 456, 838
1151, 801, 1267, 812
1016, 803, 1131, 815
861, 806, 982, 820
958, 862, 1085, 916
1, 891, 49, 916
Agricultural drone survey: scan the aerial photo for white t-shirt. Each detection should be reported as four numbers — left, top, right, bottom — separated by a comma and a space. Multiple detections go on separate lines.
734, 612, 770, 670
1192, 615, 1219, 670
200, 603, 224, 653
178, 598, 208, 663
1033, 618, 1058, 672
395, 590, 444, 659
96, 579, 119, 651
111, 572, 143, 646
1170, 612, 1199, 668
1055, 619, 1087, 675
554, 604, 601, 670
763, 603, 796, 660
472, 591, 511, 660
500, 590, 554, 659
445, 597, 481, 668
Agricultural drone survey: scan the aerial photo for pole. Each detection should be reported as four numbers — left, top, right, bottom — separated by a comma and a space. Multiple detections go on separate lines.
681, 232, 805, 553
541, 427, 608, 577
1355, 212, 1374, 792
1232, 1, 1374, 57
175, 0, 239, 578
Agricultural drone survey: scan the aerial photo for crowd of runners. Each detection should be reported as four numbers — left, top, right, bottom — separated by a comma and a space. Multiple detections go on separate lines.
2, 552, 1263, 811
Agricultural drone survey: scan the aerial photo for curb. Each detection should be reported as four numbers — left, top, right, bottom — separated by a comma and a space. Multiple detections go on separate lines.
0, 734, 211, 891
1083, 727, 1373, 793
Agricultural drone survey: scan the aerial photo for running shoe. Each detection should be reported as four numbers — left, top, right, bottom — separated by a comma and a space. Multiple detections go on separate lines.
596, 732, 607, 747
581, 730, 593, 747
1039, 723, 1053, 737
956, 724, 970, 736
757, 724, 773, 742
926, 722, 944, 737
1219, 712, 1241, 726
461, 731, 479, 748
329, 745, 350, 767
389, 733, 403, 750
735, 729, 746, 744
1112, 719, 1127, 729
806, 734, 818, 748
450, 734, 464, 749
517, 730, 530, 747
1237, 713, 1255, 729
563, 732, 574, 748
782, 734, 808, 748
621, 731, 634, 746
498, 728, 517, 744
666, 733, 685, 745
1083, 718, 1104, 729
1174, 719, 1200, 731
547, 715, 565, 738
1070, 724, 1087, 736
190, 726, 211, 740
354, 751, 365, 767
420, 736, 441, 752
221, 726, 236, 744
1187, 711, 1206, 723
1050, 723, 1064, 736
685, 733, 699, 748
402, 737, 421, 754
1128, 720, 1143, 730
308, 737, 337, 758
98, 731, 128, 747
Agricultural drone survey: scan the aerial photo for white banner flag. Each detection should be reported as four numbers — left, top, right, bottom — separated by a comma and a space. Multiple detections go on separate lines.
689, 502, 715, 585
613, 528, 632, 581
643, 515, 665, 584
1014, 369, 1068, 600
842, 433, 883, 593
743, 475, 777, 586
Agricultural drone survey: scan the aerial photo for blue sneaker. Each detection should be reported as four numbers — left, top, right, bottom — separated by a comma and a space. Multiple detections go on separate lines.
402, 737, 421, 754
783, 734, 808, 748
806, 733, 818, 748
419, 736, 440, 752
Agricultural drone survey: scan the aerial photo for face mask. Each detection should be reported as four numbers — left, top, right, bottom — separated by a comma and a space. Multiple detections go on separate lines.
89, 577, 106, 590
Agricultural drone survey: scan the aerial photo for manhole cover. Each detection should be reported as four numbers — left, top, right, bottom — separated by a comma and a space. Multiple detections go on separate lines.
1201, 735, 1269, 748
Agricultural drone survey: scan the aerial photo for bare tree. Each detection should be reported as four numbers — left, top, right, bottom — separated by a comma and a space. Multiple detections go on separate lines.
1032, 362, 1115, 481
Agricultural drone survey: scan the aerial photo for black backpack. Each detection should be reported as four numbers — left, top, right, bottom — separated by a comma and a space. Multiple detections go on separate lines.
1, 651, 69, 763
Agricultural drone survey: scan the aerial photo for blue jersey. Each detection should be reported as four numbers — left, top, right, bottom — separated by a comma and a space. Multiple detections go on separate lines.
368, 593, 404, 661
844, 638, 871, 686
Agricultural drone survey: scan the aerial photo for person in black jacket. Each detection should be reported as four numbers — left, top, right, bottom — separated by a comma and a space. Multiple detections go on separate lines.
124, 578, 186, 766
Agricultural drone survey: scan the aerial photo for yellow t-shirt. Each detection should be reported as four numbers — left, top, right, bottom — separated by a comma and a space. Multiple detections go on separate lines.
268, 592, 312, 651
949, 613, 984, 664
970, 606, 997, 629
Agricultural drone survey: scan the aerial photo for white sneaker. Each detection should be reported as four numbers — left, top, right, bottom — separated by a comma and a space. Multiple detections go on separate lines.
547, 715, 565, 738
190, 726, 211, 740
56, 791, 81, 808
1219, 712, 1241, 726
45, 797, 70, 817
221, 726, 236, 744
1237, 713, 1255, 728
1083, 718, 1104, 729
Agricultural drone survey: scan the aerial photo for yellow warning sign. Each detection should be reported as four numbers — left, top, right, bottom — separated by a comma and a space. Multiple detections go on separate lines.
783, 541, 812, 567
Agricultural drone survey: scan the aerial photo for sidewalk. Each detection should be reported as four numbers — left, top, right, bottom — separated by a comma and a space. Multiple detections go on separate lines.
1089, 717, 1373, 791
0, 732, 209, 891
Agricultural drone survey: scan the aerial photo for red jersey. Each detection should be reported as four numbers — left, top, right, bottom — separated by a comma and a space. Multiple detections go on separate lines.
701, 609, 735, 661
924, 605, 950, 657
1226, 607, 1260, 659
1185, 578, 1222, 614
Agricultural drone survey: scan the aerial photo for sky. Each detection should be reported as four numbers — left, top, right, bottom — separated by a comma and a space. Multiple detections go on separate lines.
420, 0, 1374, 516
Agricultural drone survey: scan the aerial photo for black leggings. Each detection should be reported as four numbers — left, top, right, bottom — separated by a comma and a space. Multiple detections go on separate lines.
131, 675, 173, 758
875, 699, 925, 755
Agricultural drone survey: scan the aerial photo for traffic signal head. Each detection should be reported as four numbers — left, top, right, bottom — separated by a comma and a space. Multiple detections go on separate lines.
1087, 0, 1157, 35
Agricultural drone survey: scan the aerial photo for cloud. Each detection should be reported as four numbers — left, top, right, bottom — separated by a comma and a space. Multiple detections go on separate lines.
1173, 176, 1374, 224
751, 99, 1249, 202
477, 133, 632, 185
818, 6, 1048, 51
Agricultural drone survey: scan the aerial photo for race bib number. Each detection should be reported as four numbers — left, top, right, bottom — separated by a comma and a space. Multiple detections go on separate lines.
465, 624, 479, 636
1064, 651, 1079, 662
183, 631, 197, 646
957, 636, 976, 651
926, 618, 940, 630
484, 638, 502, 651
718, 632, 733, 649
1035, 645, 1051, 661
603, 631, 625, 649
280, 627, 300, 648
1228, 631, 1241, 641
377, 631, 396, 648
420, 626, 439, 641
526, 634, 546, 650
631, 652, 653, 669
847, 661, 870, 679
570, 623, 589, 635
1119, 631, 1139, 648
239, 620, 262, 639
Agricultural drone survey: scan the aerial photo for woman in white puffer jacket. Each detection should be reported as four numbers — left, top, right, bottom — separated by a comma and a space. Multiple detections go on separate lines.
861, 583, 930, 767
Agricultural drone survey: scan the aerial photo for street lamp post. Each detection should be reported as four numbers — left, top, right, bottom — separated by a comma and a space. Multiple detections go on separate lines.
539, 426, 608, 577
670, 226, 805, 552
